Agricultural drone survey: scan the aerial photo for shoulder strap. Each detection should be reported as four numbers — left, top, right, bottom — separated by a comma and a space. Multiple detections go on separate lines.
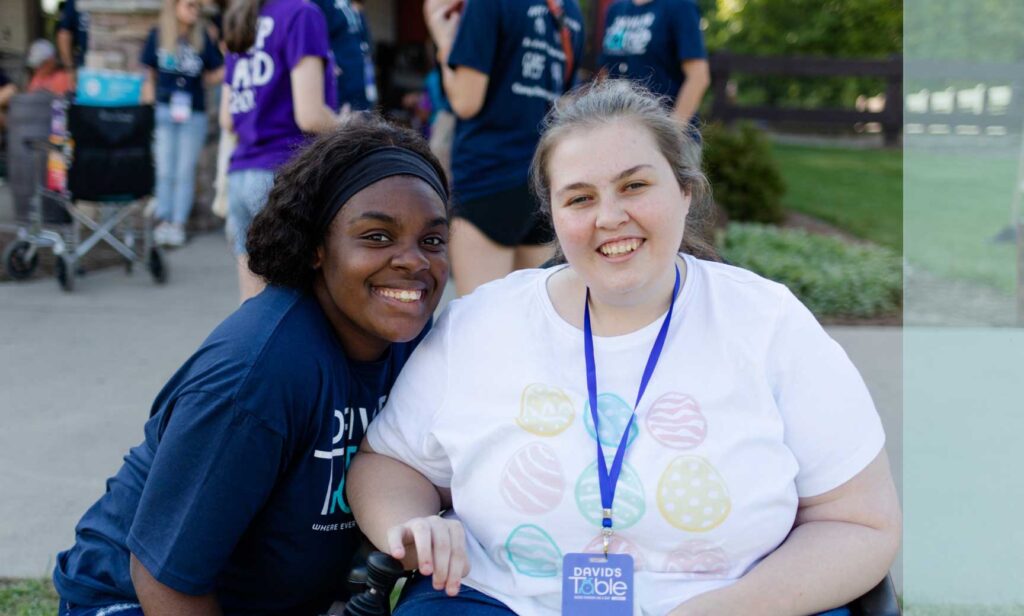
545, 0, 574, 86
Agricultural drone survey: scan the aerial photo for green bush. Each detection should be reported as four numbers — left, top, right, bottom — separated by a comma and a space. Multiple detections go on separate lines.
720, 223, 902, 319
703, 122, 786, 224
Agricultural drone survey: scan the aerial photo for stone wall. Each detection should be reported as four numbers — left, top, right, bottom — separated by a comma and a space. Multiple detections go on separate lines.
79, 0, 222, 233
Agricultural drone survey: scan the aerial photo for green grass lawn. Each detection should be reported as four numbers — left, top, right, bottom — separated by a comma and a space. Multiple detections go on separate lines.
0, 579, 59, 616
904, 148, 1018, 293
771, 142, 903, 250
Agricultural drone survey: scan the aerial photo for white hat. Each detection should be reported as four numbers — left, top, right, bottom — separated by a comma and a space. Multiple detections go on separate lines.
27, 39, 57, 69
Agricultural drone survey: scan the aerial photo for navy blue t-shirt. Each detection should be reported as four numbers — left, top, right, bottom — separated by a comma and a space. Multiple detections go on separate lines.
599, 0, 706, 102
54, 286, 427, 615
312, 0, 375, 111
58, 0, 90, 68
447, 0, 585, 204
140, 27, 224, 112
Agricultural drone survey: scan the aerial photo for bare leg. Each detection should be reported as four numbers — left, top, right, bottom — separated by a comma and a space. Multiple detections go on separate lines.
513, 244, 555, 270
237, 255, 265, 303
450, 217, 515, 297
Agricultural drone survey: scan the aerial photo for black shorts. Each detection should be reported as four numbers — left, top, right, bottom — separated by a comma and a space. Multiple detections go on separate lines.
453, 183, 553, 247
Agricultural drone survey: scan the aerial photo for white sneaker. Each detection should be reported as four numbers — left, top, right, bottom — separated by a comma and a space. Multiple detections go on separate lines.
164, 224, 186, 247
153, 222, 171, 246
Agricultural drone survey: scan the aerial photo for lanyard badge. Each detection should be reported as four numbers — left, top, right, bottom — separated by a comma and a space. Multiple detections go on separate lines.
562, 265, 681, 616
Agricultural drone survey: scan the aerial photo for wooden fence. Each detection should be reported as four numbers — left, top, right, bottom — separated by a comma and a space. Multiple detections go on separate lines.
707, 53, 903, 144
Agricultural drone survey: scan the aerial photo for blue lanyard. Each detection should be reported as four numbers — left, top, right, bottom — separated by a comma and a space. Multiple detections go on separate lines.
583, 265, 680, 553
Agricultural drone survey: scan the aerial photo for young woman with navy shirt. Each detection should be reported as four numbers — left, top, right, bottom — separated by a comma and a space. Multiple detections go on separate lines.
348, 81, 899, 616
424, 0, 585, 297
53, 120, 451, 616
598, 0, 710, 126
141, 0, 224, 248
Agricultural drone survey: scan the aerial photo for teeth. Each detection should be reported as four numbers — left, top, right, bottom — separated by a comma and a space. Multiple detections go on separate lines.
377, 288, 422, 302
599, 239, 641, 256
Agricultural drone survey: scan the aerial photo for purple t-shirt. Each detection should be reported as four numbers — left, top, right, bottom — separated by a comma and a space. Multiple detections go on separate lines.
225, 0, 338, 172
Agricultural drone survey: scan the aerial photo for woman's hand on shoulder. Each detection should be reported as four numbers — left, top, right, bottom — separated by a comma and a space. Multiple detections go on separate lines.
387, 514, 469, 596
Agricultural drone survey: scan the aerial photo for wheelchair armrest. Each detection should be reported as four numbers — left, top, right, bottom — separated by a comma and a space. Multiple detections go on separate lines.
849, 573, 901, 616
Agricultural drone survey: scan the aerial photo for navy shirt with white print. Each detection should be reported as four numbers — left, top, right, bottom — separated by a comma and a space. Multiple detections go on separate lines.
447, 0, 585, 204
54, 287, 428, 615
141, 27, 224, 111
312, 0, 377, 111
599, 0, 706, 102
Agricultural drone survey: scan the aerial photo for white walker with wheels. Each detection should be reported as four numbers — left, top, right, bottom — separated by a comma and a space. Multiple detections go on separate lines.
3, 98, 167, 291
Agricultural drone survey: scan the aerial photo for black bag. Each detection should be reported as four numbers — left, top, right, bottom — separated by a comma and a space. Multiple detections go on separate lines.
67, 104, 155, 201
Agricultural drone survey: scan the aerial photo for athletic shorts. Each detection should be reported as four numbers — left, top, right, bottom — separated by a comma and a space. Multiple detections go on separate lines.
453, 183, 553, 247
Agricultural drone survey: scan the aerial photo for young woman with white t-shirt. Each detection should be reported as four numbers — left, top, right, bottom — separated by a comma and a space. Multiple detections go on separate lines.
348, 81, 900, 616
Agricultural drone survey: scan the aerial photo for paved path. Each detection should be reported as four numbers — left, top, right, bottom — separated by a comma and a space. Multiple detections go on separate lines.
0, 233, 903, 594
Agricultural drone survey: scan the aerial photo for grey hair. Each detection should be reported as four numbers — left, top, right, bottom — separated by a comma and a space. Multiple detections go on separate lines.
529, 79, 719, 262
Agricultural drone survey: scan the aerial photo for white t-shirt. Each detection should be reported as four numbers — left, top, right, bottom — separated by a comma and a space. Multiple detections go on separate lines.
366, 255, 885, 616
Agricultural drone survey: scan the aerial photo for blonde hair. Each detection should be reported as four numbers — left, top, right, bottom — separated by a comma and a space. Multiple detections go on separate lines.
159, 0, 205, 55
529, 79, 720, 262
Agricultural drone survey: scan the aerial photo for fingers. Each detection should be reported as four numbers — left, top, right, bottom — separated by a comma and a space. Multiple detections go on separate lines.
385, 517, 470, 596
428, 517, 452, 592
407, 517, 436, 575
386, 524, 408, 561
445, 521, 469, 596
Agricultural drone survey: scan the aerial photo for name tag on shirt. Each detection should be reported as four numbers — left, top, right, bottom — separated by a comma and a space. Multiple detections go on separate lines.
170, 91, 193, 123
562, 552, 634, 616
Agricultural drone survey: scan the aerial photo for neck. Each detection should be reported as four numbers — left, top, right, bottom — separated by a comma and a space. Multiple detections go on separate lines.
178, 21, 191, 36
312, 277, 390, 362
549, 258, 684, 336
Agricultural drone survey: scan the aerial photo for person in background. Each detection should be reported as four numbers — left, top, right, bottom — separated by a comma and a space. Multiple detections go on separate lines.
598, 0, 710, 127
351, 0, 378, 107
0, 67, 17, 132
141, 0, 224, 247
424, 0, 585, 297
425, 58, 454, 178
26, 40, 73, 96
312, 0, 377, 112
222, 0, 346, 301
52, 120, 451, 616
57, 0, 89, 88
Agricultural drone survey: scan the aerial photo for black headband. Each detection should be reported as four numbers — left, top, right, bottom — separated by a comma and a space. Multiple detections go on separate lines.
316, 146, 449, 234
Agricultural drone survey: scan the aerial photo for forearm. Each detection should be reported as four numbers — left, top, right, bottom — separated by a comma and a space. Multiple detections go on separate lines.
669, 520, 899, 616
672, 77, 708, 125
130, 554, 222, 616
141, 69, 156, 104
297, 105, 340, 134
205, 66, 225, 86
57, 30, 74, 68
348, 451, 444, 569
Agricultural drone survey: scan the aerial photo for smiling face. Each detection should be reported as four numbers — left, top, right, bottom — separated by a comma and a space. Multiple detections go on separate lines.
313, 175, 449, 361
547, 118, 690, 308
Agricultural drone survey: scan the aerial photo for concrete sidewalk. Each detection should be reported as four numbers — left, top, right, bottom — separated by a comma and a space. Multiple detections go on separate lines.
0, 232, 902, 590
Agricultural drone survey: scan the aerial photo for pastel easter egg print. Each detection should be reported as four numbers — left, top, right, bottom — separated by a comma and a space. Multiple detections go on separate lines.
663, 540, 730, 577
657, 456, 731, 532
582, 533, 647, 571
583, 393, 639, 447
504, 524, 562, 578
575, 461, 646, 529
499, 442, 566, 515
645, 392, 707, 450
517, 383, 575, 436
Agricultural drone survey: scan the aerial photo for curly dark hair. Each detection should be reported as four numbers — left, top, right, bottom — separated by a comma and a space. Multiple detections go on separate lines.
246, 117, 450, 290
